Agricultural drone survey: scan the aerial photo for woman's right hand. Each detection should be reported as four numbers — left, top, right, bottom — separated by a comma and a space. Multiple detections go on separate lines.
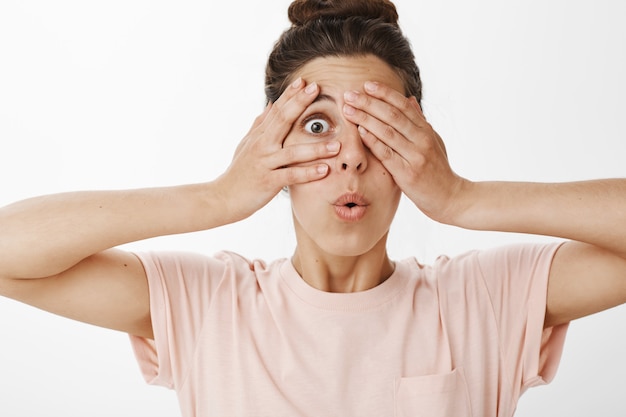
214, 78, 340, 223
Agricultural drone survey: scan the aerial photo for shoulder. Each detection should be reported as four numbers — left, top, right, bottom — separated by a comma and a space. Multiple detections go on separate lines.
411, 242, 564, 311
135, 250, 264, 274
430, 242, 563, 279
134, 249, 287, 289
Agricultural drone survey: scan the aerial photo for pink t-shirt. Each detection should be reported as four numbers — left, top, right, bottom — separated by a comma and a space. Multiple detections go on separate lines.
130, 242, 568, 417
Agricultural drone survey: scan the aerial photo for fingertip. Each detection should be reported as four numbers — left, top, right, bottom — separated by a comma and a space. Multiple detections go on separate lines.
343, 103, 356, 116
326, 141, 340, 153
316, 164, 329, 175
305, 82, 318, 95
291, 77, 303, 89
364, 81, 379, 93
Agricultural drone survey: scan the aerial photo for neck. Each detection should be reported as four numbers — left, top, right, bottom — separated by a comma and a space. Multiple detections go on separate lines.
291, 236, 395, 293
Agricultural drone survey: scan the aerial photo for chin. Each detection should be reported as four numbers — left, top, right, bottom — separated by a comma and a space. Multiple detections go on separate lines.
291, 212, 392, 258
316, 234, 385, 258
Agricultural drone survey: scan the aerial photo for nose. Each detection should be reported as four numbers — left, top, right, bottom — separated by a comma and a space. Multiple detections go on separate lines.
336, 123, 368, 173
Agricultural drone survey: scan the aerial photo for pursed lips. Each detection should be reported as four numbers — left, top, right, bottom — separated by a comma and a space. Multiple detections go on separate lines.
332, 192, 369, 222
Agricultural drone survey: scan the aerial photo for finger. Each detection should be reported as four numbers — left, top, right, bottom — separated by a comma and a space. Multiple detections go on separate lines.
364, 81, 428, 125
262, 79, 320, 145
253, 102, 273, 128
343, 83, 431, 148
236, 103, 273, 155
273, 163, 330, 186
343, 90, 421, 152
269, 140, 341, 169
366, 90, 447, 159
343, 100, 415, 158
357, 125, 409, 174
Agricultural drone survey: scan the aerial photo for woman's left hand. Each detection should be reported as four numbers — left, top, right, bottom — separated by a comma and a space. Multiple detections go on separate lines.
342, 81, 467, 223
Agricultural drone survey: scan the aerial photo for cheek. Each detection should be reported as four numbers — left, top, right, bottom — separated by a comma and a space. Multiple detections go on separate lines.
287, 183, 325, 229
369, 158, 399, 186
372, 166, 402, 206
287, 181, 317, 210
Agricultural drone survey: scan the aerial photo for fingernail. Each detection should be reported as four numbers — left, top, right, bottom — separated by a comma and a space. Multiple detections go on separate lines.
291, 77, 303, 88
364, 81, 378, 92
326, 141, 340, 152
317, 164, 329, 175
344, 91, 358, 103
305, 82, 318, 94
358, 126, 368, 137
343, 104, 356, 116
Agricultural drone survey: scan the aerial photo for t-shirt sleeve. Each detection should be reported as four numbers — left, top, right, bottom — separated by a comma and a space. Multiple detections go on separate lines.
475, 242, 568, 393
128, 250, 228, 389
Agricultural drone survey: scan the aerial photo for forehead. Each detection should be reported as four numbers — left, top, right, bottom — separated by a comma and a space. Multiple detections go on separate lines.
293, 55, 405, 97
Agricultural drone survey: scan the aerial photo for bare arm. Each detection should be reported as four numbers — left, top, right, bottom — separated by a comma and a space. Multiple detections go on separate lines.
0, 78, 337, 338
0, 184, 229, 339
0, 184, 228, 281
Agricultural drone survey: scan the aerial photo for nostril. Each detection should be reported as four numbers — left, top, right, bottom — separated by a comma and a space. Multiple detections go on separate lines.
340, 162, 363, 170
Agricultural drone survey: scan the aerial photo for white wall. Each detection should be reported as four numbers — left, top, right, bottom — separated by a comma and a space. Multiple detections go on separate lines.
1, 0, 625, 415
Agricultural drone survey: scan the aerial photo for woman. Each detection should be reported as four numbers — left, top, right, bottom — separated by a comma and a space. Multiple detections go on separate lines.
1, 0, 625, 416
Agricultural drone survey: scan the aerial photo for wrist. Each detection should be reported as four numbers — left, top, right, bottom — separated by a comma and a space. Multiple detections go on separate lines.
185, 180, 242, 230
427, 177, 476, 227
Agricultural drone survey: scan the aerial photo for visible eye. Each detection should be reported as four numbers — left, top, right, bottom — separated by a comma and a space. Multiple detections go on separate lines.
304, 118, 331, 135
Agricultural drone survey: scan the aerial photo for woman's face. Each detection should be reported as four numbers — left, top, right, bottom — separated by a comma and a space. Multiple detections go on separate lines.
284, 55, 404, 257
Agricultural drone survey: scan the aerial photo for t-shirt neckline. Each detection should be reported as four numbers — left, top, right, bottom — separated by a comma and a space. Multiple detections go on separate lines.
278, 258, 410, 311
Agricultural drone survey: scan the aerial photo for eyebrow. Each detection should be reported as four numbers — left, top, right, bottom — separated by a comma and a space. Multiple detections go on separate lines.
312, 93, 336, 104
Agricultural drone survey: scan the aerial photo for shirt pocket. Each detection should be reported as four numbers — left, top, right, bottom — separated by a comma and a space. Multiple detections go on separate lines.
394, 368, 472, 417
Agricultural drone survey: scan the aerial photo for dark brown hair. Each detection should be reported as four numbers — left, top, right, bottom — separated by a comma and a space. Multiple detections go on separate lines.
265, 0, 422, 104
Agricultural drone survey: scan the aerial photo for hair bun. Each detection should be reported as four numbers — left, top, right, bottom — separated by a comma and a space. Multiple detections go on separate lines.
288, 0, 399, 26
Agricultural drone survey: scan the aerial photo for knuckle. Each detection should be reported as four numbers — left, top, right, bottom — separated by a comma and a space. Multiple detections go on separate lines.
379, 143, 394, 161
421, 135, 435, 152
274, 105, 289, 124
349, 108, 368, 124
282, 145, 297, 161
399, 97, 413, 113
423, 134, 443, 157
253, 113, 265, 125
412, 153, 427, 169
361, 93, 372, 107
406, 145, 427, 172
356, 111, 369, 124
317, 142, 331, 157
388, 107, 401, 122
284, 167, 299, 184
382, 125, 396, 141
